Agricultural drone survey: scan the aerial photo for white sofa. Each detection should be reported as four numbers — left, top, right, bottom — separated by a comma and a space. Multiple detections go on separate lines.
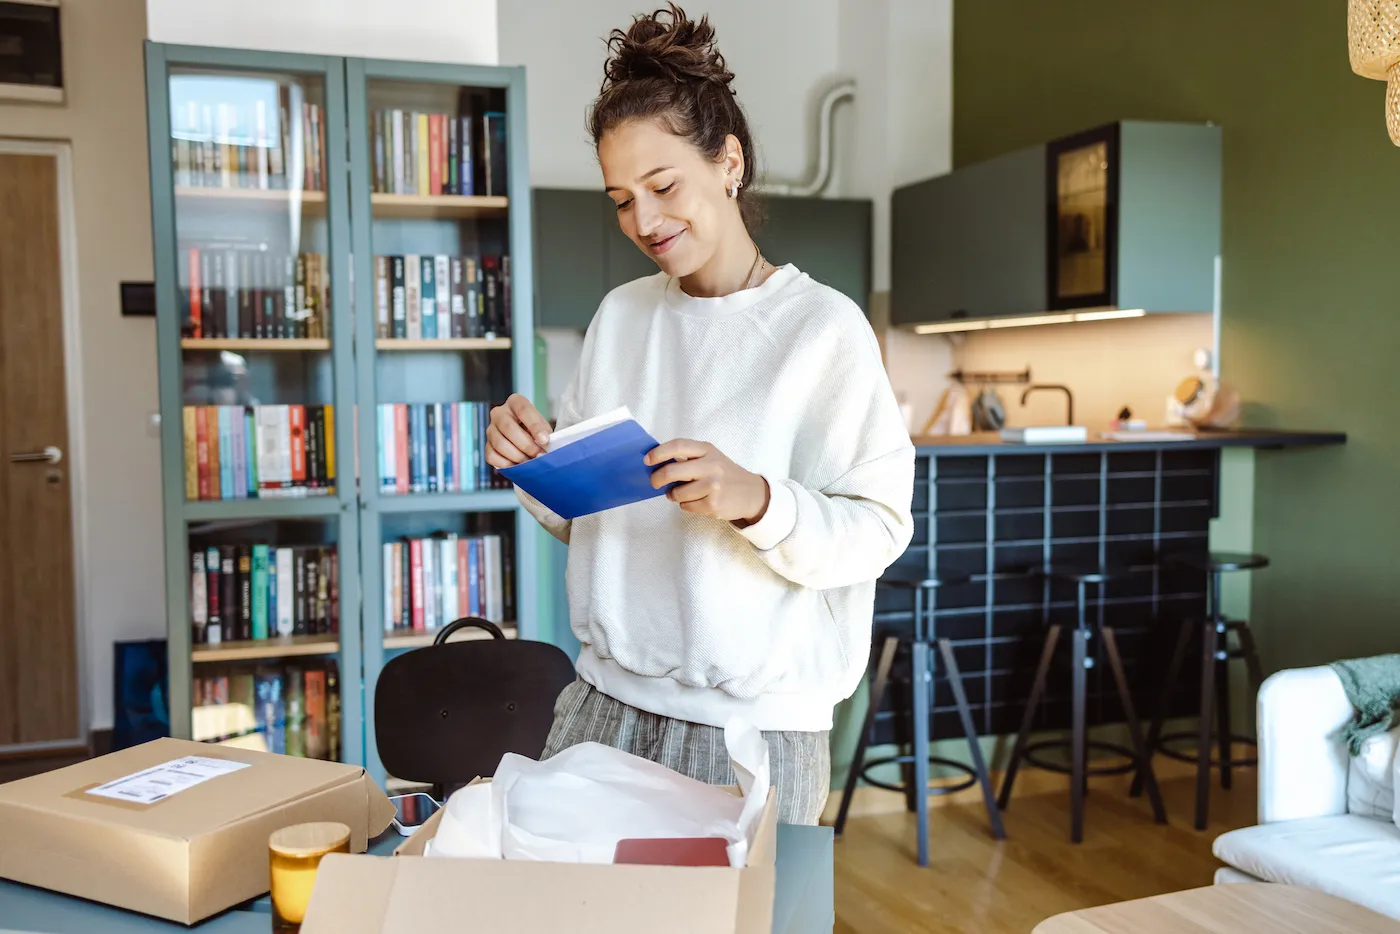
1212, 664, 1400, 919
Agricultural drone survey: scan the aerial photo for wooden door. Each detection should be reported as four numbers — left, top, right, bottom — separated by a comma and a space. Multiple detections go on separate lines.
0, 149, 80, 748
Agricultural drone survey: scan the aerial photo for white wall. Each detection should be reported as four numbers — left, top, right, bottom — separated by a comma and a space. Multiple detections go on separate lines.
145, 0, 497, 65
1, 0, 162, 735
499, 0, 842, 190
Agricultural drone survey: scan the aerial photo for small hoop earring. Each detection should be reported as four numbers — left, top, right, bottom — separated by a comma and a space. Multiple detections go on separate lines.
728, 180, 740, 199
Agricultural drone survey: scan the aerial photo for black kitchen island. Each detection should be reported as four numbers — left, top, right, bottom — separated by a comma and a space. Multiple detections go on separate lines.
868, 428, 1346, 745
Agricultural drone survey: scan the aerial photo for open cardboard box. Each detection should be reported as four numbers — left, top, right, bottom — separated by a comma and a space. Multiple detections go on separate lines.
0, 737, 395, 923
302, 782, 779, 934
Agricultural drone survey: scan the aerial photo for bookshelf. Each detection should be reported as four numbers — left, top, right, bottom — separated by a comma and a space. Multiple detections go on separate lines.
147, 44, 537, 782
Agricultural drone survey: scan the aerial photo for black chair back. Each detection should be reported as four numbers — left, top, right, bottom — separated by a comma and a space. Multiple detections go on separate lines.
374, 618, 576, 793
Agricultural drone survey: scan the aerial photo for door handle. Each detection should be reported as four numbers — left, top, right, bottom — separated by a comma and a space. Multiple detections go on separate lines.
9, 446, 63, 465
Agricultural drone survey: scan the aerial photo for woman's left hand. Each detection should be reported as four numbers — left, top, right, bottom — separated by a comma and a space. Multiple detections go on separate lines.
645, 439, 770, 526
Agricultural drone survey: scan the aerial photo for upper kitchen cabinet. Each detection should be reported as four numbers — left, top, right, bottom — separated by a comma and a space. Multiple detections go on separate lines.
534, 188, 872, 330
891, 120, 1222, 328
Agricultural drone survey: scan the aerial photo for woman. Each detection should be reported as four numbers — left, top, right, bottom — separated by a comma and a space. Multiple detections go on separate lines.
485, 4, 914, 825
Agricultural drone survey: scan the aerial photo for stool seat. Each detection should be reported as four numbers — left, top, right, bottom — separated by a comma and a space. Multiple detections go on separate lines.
1167, 551, 1270, 573
1040, 563, 1125, 585
881, 567, 973, 589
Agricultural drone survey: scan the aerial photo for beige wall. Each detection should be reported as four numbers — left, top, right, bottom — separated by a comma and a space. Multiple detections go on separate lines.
0, 0, 161, 733
883, 313, 1214, 433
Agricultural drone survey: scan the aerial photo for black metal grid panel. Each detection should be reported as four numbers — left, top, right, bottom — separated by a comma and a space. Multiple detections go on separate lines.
872, 448, 1216, 745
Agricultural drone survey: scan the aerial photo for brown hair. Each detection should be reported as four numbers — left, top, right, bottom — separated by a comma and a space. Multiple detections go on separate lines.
590, 4, 763, 231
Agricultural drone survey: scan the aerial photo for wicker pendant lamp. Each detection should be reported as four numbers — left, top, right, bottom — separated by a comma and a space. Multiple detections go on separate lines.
1348, 0, 1400, 145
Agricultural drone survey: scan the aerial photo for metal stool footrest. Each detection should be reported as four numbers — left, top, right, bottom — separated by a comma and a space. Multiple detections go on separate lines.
1156, 730, 1258, 768
1023, 739, 1140, 777
858, 755, 979, 797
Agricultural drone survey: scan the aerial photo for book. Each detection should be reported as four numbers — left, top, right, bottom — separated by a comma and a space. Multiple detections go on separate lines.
482, 255, 501, 338
428, 114, 442, 194
327, 662, 341, 762
416, 113, 430, 196
443, 403, 455, 493
441, 535, 459, 625
499, 406, 673, 520
409, 538, 424, 631
483, 534, 503, 623
449, 258, 466, 338
237, 545, 252, 642
422, 536, 437, 631
465, 257, 482, 338
434, 255, 451, 338
276, 547, 294, 636
395, 404, 410, 495
251, 544, 270, 639
374, 255, 390, 339
483, 111, 507, 196
206, 546, 223, 645
183, 407, 198, 499
383, 543, 396, 632
404, 255, 421, 340
294, 549, 308, 635
191, 550, 207, 643
305, 668, 327, 759
285, 667, 305, 758
391, 255, 407, 338
231, 406, 247, 500
306, 550, 321, 634
219, 547, 237, 641
458, 113, 474, 195
266, 545, 278, 637
217, 407, 234, 501
255, 670, 285, 755
420, 255, 436, 340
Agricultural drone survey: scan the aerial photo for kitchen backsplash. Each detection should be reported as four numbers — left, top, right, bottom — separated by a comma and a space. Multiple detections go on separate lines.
880, 306, 1214, 433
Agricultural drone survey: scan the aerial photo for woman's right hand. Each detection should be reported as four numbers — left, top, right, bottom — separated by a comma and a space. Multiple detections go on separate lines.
485, 393, 553, 468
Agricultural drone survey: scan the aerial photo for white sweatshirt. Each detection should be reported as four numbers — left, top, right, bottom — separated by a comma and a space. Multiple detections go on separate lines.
518, 265, 915, 731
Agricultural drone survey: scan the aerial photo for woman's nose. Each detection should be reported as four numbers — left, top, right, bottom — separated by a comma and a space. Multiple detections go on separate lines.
634, 197, 662, 237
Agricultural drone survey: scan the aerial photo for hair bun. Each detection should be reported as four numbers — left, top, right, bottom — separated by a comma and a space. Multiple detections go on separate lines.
603, 4, 734, 90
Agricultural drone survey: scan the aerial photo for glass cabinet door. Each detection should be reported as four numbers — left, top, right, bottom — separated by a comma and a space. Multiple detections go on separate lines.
149, 47, 358, 763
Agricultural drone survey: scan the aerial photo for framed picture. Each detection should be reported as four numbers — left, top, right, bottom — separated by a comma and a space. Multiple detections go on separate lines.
1046, 123, 1118, 310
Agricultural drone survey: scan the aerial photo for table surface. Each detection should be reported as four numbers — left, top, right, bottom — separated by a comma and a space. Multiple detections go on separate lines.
1033, 884, 1400, 934
0, 824, 832, 934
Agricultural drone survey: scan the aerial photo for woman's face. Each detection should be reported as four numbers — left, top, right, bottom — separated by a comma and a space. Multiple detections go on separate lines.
599, 118, 741, 279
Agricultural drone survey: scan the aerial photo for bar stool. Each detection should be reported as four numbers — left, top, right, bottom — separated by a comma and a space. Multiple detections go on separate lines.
834, 568, 1005, 867
1130, 551, 1268, 830
997, 564, 1167, 843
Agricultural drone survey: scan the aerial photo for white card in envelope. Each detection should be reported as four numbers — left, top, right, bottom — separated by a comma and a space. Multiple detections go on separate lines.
428, 718, 770, 867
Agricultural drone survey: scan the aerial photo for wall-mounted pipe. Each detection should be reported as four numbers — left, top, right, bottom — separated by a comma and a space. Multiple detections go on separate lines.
763, 79, 855, 197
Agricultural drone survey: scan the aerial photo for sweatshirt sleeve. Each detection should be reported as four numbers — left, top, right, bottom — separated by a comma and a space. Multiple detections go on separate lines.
734, 306, 916, 590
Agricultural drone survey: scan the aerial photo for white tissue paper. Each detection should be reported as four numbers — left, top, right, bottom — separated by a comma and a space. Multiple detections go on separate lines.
426, 717, 770, 868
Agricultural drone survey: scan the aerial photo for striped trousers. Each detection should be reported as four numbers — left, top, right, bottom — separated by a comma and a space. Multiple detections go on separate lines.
540, 678, 830, 826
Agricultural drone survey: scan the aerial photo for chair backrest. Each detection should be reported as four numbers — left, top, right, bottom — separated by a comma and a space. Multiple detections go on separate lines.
374, 618, 576, 791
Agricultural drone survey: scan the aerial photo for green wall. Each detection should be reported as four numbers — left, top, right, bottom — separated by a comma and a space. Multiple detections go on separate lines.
953, 0, 1400, 673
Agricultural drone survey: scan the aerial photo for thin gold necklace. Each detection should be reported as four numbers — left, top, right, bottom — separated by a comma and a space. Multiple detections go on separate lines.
743, 244, 766, 290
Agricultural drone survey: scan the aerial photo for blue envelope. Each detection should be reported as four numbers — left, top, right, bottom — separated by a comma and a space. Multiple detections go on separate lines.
500, 417, 675, 520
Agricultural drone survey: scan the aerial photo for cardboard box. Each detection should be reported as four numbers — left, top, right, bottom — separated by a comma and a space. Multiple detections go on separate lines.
302, 786, 778, 934
0, 737, 395, 924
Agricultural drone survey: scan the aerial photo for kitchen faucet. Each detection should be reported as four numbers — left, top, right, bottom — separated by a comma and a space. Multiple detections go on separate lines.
1020, 384, 1074, 426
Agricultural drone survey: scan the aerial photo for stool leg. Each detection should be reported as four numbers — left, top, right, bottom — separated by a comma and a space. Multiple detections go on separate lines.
938, 637, 1005, 840
1070, 623, 1088, 844
1130, 617, 1192, 798
997, 624, 1062, 810
911, 638, 932, 867
1215, 632, 1232, 791
1232, 621, 1266, 699
834, 636, 898, 838
1195, 618, 1216, 831
1102, 626, 1168, 824
902, 588, 924, 815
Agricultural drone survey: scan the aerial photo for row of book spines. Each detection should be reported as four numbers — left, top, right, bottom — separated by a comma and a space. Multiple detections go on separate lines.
174, 94, 326, 192
378, 402, 504, 494
183, 249, 328, 340
370, 109, 506, 197
195, 662, 341, 761
183, 405, 336, 502
383, 534, 508, 632
190, 545, 339, 644
373, 254, 509, 340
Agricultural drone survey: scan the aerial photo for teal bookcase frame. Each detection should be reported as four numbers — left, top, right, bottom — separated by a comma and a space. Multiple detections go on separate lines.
145, 43, 537, 783
345, 57, 537, 783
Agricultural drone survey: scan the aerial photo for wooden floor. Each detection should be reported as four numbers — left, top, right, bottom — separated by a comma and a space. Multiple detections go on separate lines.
832, 763, 1257, 934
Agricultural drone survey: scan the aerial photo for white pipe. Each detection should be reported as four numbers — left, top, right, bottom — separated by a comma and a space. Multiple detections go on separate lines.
763, 79, 855, 197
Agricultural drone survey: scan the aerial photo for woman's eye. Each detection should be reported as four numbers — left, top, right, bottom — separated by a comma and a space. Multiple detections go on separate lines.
656, 183, 674, 195
615, 199, 632, 211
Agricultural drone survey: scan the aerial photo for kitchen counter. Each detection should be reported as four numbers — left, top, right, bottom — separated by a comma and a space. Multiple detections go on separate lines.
869, 426, 1345, 747
911, 427, 1346, 455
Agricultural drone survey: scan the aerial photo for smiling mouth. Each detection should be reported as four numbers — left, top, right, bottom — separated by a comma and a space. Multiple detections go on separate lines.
646, 231, 683, 255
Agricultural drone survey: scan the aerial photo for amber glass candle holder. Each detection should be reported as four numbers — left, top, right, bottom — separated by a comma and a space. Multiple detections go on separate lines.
268, 821, 351, 932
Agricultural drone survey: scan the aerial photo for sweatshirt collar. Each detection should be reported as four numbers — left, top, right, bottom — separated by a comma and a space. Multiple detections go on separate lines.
662, 264, 801, 318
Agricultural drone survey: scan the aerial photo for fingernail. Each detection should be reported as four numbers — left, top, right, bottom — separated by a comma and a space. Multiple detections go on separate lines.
537, 433, 550, 445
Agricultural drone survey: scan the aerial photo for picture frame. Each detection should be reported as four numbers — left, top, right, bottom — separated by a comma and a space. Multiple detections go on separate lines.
1046, 122, 1119, 310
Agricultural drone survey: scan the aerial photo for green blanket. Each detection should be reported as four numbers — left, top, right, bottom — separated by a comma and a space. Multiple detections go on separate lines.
1330, 654, 1400, 756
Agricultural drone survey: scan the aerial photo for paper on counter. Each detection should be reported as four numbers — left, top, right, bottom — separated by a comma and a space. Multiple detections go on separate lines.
428, 717, 770, 867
